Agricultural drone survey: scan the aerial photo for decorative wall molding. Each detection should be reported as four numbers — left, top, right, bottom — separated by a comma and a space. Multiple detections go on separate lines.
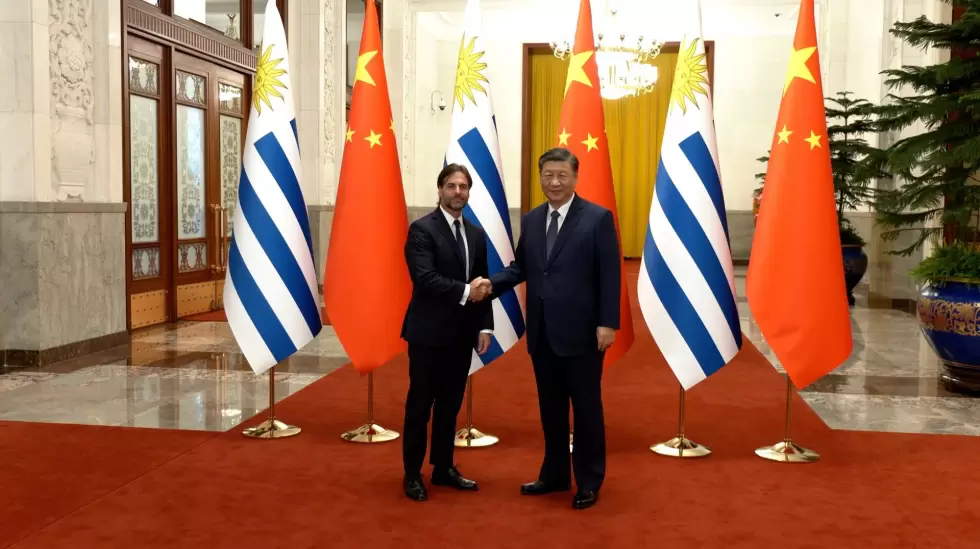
126, 3, 257, 72
324, 0, 337, 166
877, 0, 905, 153
401, 2, 417, 190
49, 0, 95, 202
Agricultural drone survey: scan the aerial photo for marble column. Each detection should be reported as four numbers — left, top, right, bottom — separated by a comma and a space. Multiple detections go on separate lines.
865, 0, 952, 306
0, 0, 126, 365
294, 0, 344, 287
0, 0, 51, 202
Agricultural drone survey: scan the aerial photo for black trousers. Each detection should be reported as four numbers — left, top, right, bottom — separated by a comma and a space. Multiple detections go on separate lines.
531, 325, 606, 492
402, 341, 473, 478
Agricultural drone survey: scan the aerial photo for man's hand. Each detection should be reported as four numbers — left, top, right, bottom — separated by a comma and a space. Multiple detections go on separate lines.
468, 277, 492, 302
597, 327, 615, 352
477, 333, 491, 354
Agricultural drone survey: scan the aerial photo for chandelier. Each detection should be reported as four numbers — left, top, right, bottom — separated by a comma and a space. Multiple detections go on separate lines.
550, 2, 663, 101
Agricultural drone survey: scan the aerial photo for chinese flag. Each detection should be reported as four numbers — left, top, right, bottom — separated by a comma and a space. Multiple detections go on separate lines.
555, 0, 634, 367
746, 0, 852, 389
324, 0, 411, 373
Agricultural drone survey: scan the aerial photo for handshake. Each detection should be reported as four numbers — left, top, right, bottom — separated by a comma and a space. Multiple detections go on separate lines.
468, 277, 493, 302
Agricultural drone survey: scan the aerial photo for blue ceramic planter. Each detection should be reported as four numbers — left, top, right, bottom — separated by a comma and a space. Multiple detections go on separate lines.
917, 281, 980, 392
842, 245, 868, 306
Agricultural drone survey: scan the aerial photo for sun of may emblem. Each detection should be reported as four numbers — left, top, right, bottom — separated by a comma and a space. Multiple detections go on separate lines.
671, 37, 710, 114
454, 36, 489, 110
253, 45, 288, 114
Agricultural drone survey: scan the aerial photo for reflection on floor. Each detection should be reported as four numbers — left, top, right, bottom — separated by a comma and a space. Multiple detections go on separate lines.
0, 322, 347, 431
1, 268, 977, 436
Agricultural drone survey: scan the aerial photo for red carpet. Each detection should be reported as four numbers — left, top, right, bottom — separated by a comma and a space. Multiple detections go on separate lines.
0, 423, 214, 548
183, 307, 331, 324
1, 262, 978, 548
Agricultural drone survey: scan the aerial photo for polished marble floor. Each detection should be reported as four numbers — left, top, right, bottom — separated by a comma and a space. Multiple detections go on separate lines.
0, 322, 347, 431
1, 268, 977, 436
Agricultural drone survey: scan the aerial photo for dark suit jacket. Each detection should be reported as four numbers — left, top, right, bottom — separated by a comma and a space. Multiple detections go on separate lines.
401, 208, 493, 347
491, 195, 620, 357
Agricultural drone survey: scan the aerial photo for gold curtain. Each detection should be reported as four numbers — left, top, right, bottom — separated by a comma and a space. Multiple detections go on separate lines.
525, 51, 677, 257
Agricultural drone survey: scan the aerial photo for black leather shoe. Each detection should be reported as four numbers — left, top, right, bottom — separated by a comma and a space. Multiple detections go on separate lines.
520, 480, 572, 495
572, 489, 598, 509
431, 466, 479, 491
404, 477, 428, 501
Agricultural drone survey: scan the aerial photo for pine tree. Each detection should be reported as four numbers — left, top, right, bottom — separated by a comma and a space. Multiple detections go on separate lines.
873, 0, 980, 258
826, 91, 883, 246
754, 152, 768, 193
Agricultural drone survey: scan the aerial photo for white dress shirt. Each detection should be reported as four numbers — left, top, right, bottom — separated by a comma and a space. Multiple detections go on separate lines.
546, 193, 575, 234
440, 208, 492, 335
440, 206, 469, 280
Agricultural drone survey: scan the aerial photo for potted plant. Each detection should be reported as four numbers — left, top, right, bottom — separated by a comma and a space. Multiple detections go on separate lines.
753, 152, 768, 227
826, 91, 882, 305
873, 1, 980, 392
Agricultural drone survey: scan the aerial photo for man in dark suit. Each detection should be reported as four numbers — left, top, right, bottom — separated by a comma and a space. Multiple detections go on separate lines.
489, 147, 620, 510
400, 163, 493, 502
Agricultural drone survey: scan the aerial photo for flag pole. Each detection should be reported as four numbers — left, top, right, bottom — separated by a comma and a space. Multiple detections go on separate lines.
755, 374, 819, 462
454, 376, 498, 448
243, 365, 302, 438
651, 384, 711, 458
341, 372, 400, 443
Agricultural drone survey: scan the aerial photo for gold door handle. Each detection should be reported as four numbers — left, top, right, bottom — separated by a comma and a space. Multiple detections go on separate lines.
220, 207, 229, 272
210, 204, 220, 273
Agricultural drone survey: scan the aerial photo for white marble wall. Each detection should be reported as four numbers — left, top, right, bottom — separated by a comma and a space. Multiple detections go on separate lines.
0, 0, 51, 201
294, 0, 347, 282
0, 203, 126, 351
0, 0, 125, 355
0, 0, 121, 202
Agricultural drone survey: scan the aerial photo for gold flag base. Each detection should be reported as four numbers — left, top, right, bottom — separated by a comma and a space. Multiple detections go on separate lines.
650, 385, 710, 458
755, 375, 820, 463
243, 418, 301, 439
651, 436, 711, 458
452, 378, 498, 448
754, 440, 819, 462
243, 366, 300, 439
454, 427, 498, 448
341, 422, 400, 443
341, 372, 399, 443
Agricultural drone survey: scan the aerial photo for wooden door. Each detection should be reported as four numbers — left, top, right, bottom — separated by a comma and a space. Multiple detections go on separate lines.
127, 36, 173, 329
171, 52, 247, 319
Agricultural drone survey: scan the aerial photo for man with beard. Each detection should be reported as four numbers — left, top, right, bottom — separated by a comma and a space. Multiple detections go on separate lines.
400, 163, 493, 502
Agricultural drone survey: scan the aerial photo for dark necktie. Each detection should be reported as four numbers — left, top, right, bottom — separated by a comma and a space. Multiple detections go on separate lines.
453, 219, 466, 274
546, 210, 560, 259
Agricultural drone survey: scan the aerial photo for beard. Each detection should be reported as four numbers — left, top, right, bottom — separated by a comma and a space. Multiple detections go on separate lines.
442, 197, 466, 210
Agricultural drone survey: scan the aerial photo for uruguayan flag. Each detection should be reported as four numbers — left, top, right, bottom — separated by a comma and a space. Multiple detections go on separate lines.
446, 0, 526, 375
224, 0, 321, 375
637, 1, 742, 390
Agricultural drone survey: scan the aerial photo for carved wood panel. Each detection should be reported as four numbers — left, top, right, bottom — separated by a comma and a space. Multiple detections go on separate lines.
126, 2, 257, 72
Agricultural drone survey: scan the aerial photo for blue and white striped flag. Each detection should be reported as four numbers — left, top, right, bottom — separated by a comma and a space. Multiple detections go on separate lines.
224, 0, 321, 375
446, 0, 526, 375
638, 1, 741, 390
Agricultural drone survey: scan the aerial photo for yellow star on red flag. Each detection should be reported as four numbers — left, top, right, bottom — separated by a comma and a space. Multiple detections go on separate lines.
581, 133, 599, 152
783, 46, 816, 95
564, 50, 594, 97
804, 130, 822, 150
364, 130, 382, 148
558, 128, 571, 146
